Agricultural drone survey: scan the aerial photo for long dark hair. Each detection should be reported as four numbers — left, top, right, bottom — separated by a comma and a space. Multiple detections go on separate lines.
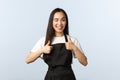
44, 8, 69, 45
43, 8, 69, 61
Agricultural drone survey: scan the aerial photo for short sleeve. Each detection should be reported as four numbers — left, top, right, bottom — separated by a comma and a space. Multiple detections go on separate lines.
69, 36, 84, 58
73, 38, 84, 54
30, 37, 45, 53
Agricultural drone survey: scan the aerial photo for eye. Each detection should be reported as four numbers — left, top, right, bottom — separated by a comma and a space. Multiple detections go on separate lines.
62, 18, 66, 21
54, 18, 58, 22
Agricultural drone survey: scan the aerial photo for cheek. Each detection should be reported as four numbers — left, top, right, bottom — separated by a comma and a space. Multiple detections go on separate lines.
64, 22, 67, 26
52, 23, 57, 30
53, 22, 57, 28
62, 22, 67, 27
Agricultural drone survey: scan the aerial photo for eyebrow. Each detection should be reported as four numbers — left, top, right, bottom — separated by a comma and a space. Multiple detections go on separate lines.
54, 17, 66, 19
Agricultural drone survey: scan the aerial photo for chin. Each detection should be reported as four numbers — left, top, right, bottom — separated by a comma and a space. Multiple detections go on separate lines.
57, 31, 64, 33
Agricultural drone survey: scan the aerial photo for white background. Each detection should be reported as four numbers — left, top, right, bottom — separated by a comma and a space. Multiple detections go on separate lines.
0, 0, 120, 80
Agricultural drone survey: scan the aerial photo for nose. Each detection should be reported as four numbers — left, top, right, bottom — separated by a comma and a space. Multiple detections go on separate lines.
58, 21, 62, 25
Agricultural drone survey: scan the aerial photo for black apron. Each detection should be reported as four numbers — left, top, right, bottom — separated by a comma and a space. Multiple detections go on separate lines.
43, 35, 76, 80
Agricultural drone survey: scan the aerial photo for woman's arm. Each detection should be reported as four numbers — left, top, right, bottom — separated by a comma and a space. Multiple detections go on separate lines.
25, 50, 43, 64
65, 37, 88, 66
72, 45, 88, 66
26, 41, 53, 64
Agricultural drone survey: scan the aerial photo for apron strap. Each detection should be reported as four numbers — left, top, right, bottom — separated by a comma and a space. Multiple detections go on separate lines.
64, 34, 68, 42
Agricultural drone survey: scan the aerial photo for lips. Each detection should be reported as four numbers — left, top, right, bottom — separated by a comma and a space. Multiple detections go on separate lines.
56, 26, 63, 30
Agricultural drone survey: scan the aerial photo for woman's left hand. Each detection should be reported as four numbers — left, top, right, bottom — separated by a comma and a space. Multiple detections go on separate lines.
65, 37, 75, 51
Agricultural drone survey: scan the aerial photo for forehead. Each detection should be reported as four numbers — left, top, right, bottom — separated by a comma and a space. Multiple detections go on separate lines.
53, 12, 66, 18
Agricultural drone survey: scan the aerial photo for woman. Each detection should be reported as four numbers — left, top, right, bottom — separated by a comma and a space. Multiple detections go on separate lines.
26, 8, 88, 80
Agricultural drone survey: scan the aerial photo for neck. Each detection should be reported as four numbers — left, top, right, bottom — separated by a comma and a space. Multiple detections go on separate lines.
55, 32, 64, 37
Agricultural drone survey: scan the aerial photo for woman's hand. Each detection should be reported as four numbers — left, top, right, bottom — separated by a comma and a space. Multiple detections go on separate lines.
42, 41, 53, 54
66, 38, 88, 66
65, 37, 75, 51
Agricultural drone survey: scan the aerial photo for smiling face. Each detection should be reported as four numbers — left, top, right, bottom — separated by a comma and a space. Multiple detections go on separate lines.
53, 12, 67, 36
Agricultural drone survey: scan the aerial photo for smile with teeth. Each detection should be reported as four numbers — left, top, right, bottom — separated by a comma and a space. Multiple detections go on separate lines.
56, 26, 63, 30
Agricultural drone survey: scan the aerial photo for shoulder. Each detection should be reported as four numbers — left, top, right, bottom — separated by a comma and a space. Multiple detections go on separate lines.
66, 35, 78, 43
36, 36, 46, 46
30, 36, 45, 52
37, 36, 45, 43
67, 35, 84, 53
33, 36, 46, 47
